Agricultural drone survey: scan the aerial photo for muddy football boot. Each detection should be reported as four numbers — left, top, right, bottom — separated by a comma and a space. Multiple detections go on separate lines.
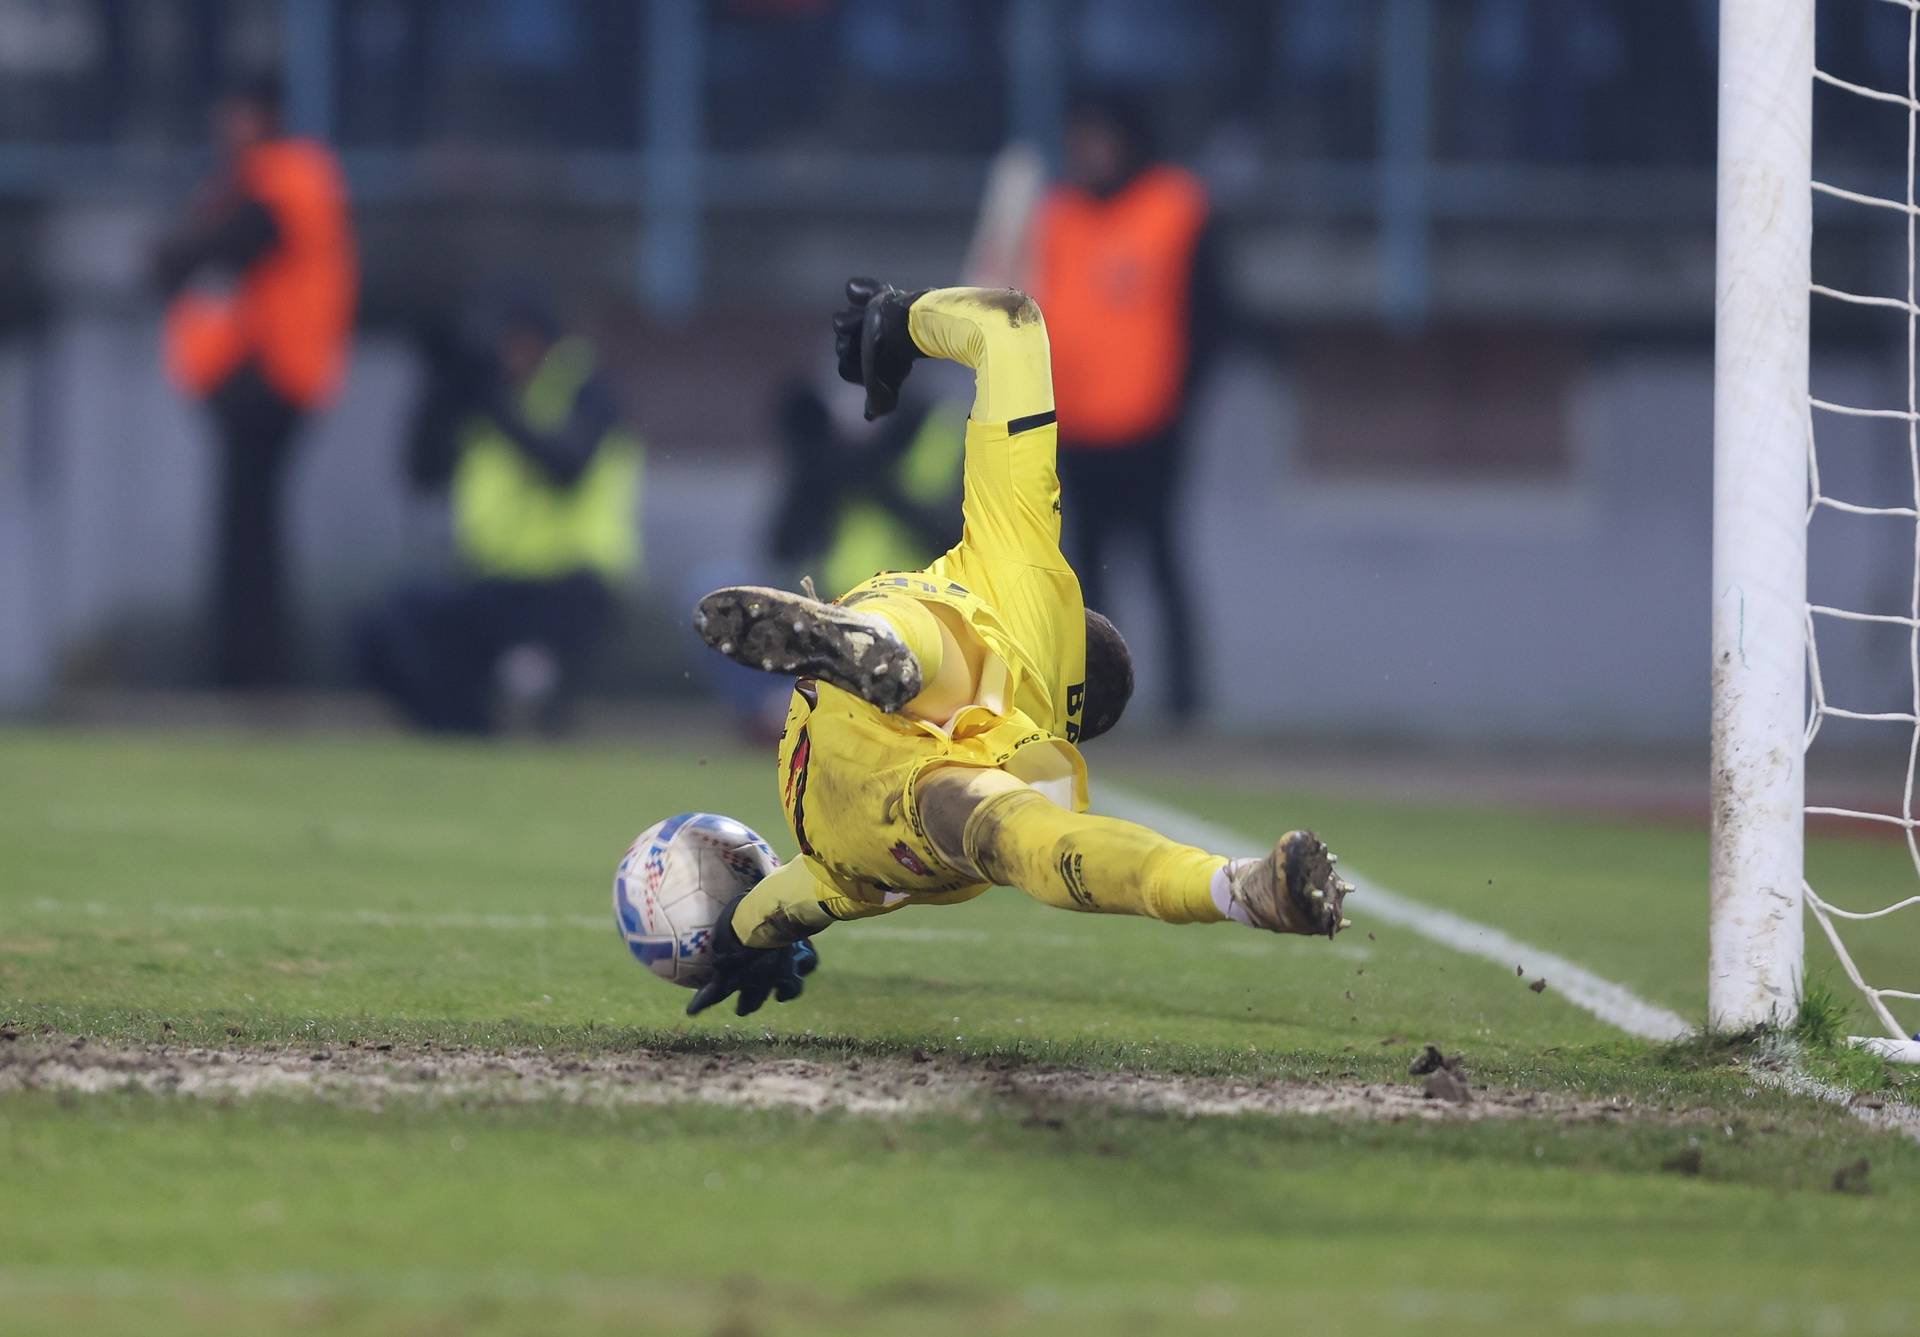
693, 585, 924, 713
1222, 830, 1354, 938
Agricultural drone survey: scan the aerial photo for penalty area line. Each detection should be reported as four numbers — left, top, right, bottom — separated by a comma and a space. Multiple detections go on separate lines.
1102, 785, 1920, 1143
1098, 784, 1693, 1043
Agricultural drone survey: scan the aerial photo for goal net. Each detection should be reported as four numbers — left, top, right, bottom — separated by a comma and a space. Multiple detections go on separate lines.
1713, 0, 1920, 1061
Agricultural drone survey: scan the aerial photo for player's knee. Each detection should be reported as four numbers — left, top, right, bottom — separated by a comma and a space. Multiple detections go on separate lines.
917, 766, 1027, 876
955, 782, 1061, 891
917, 769, 983, 869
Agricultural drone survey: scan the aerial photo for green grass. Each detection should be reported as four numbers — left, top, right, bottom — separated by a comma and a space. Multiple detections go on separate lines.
4, 727, 1920, 1335
1138, 774, 1920, 1043
4, 1091, 1917, 1337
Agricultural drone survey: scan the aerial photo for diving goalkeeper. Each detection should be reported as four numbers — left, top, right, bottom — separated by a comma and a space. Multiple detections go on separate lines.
686, 280, 1352, 1016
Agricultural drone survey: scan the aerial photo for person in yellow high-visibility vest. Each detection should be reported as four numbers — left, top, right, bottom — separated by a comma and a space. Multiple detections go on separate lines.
766, 380, 966, 599
357, 296, 641, 733
695, 379, 966, 741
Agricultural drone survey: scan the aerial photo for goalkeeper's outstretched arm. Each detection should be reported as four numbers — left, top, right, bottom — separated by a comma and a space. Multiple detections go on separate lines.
906, 287, 1054, 428
834, 280, 1065, 568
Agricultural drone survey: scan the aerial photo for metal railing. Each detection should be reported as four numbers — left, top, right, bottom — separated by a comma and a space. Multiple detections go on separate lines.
0, 0, 1784, 321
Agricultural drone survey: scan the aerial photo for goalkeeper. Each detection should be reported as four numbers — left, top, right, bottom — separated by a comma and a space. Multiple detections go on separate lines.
687, 280, 1352, 1016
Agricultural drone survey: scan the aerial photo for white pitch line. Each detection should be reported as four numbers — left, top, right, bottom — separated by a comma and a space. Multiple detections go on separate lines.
15, 794, 1919, 1139
1102, 786, 1920, 1143
1099, 785, 1693, 1042
1749, 1060, 1920, 1142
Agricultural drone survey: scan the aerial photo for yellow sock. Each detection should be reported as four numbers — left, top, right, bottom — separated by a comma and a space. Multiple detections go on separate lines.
960, 785, 1227, 924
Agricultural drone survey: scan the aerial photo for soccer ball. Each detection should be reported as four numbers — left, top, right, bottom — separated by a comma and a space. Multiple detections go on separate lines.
612, 812, 779, 988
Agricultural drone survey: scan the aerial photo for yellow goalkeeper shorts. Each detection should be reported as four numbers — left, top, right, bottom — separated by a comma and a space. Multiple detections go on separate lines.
774, 676, 1086, 909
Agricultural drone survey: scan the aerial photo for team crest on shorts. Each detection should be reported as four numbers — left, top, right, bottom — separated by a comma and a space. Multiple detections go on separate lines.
890, 841, 931, 876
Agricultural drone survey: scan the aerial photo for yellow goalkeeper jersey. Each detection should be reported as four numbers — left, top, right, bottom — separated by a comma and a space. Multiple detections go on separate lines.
773, 289, 1091, 904
843, 411, 1087, 746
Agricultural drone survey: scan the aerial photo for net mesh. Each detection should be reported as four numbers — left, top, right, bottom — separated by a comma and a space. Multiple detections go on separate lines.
1806, 0, 1920, 1042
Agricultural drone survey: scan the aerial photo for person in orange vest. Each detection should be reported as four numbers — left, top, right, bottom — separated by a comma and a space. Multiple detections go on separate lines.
152, 75, 357, 688
1028, 96, 1224, 722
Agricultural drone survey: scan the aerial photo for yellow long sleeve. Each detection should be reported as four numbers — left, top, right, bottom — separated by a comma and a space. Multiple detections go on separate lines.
908, 287, 1054, 425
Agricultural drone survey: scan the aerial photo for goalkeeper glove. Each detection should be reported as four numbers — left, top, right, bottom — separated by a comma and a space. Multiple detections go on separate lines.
832, 277, 925, 421
685, 889, 822, 1018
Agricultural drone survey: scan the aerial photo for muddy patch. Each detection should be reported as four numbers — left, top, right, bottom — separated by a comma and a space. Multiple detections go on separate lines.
2, 1036, 1660, 1125
974, 287, 1041, 326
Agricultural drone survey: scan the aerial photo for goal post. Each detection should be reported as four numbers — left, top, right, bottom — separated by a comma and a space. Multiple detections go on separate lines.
1710, 0, 1813, 1034
1713, 0, 1920, 1062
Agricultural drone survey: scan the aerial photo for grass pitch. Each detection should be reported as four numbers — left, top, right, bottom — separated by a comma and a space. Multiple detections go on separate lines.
3, 726, 1919, 1336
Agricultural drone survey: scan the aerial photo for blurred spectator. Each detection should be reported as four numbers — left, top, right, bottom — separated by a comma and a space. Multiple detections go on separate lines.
697, 377, 964, 740
1029, 95, 1221, 722
769, 380, 963, 599
152, 74, 357, 688
356, 294, 642, 734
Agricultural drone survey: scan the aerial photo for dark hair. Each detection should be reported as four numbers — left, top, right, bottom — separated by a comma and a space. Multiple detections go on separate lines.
226, 72, 285, 124
1067, 91, 1157, 162
1081, 609, 1133, 742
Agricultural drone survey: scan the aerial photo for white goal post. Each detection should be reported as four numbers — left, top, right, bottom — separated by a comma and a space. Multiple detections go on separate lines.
1712, 0, 1920, 1062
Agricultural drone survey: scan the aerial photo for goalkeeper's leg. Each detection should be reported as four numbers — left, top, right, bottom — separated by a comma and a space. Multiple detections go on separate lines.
917, 767, 1354, 937
693, 584, 979, 722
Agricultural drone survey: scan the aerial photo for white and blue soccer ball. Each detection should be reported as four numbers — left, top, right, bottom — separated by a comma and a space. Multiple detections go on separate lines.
612, 812, 780, 988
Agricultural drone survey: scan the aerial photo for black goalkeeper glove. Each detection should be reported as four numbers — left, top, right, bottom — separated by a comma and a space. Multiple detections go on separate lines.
832, 277, 925, 421
685, 889, 822, 1018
